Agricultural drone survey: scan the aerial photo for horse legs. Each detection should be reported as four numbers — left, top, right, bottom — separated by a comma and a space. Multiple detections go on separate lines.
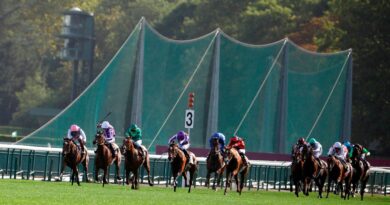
72, 166, 80, 186
94, 166, 99, 182
205, 171, 211, 188
215, 172, 222, 190
315, 178, 323, 198
344, 180, 351, 200
182, 171, 188, 187
224, 172, 232, 195
239, 172, 246, 195
82, 158, 89, 182
303, 177, 310, 196
326, 179, 332, 198
188, 169, 194, 193
338, 181, 344, 198
115, 161, 121, 181
59, 160, 67, 181
132, 169, 139, 189
103, 167, 108, 187
360, 175, 369, 201
143, 155, 154, 186
125, 169, 130, 185
172, 174, 177, 192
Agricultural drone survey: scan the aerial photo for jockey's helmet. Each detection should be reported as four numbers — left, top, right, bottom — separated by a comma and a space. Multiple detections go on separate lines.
212, 132, 220, 139
70, 124, 80, 132
298, 137, 305, 145
231, 136, 240, 143
101, 121, 111, 129
308, 138, 317, 145
334, 142, 342, 149
343, 141, 352, 149
130, 124, 139, 136
177, 131, 186, 141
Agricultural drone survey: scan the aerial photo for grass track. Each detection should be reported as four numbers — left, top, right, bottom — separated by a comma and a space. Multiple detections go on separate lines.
0, 179, 389, 205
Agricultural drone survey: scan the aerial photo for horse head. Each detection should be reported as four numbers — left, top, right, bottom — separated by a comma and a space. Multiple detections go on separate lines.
62, 138, 76, 155
94, 131, 105, 146
168, 142, 178, 162
301, 144, 310, 161
293, 148, 303, 164
210, 138, 221, 154
327, 155, 338, 170
122, 137, 134, 154
352, 144, 363, 161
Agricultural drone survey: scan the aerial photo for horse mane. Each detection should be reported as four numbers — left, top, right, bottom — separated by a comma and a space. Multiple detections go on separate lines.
226, 147, 240, 161
169, 143, 185, 160
63, 139, 77, 154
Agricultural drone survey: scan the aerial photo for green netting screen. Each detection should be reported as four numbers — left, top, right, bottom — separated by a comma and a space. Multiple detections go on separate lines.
17, 19, 352, 154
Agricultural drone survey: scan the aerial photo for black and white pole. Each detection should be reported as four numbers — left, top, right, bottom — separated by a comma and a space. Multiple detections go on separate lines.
183, 92, 194, 187
185, 92, 195, 136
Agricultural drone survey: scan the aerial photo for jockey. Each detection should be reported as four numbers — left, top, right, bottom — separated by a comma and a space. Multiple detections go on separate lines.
98, 121, 118, 158
328, 141, 348, 169
226, 136, 249, 166
353, 144, 371, 160
207, 132, 226, 162
125, 123, 145, 159
291, 137, 307, 159
343, 141, 354, 161
168, 131, 193, 164
66, 124, 87, 153
308, 138, 323, 167
209, 132, 226, 153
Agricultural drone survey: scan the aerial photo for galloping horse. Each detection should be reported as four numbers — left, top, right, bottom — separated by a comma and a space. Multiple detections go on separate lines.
326, 155, 353, 199
167, 142, 198, 193
205, 138, 225, 190
223, 147, 249, 195
290, 145, 304, 197
121, 138, 153, 189
93, 132, 122, 187
351, 144, 370, 200
60, 138, 89, 185
302, 144, 327, 198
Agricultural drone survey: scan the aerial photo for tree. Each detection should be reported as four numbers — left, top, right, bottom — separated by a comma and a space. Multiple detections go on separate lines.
315, 0, 390, 156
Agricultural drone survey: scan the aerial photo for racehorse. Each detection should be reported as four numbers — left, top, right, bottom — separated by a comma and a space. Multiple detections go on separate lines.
60, 138, 89, 186
302, 144, 327, 198
223, 147, 249, 195
205, 138, 225, 190
93, 131, 122, 187
290, 145, 304, 197
121, 138, 153, 189
351, 144, 370, 200
326, 155, 353, 199
167, 142, 198, 193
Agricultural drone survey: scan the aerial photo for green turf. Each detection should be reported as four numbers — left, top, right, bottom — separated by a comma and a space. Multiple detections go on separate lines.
0, 179, 388, 205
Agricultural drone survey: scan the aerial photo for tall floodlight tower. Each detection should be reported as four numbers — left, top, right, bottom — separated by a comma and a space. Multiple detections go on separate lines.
59, 7, 95, 100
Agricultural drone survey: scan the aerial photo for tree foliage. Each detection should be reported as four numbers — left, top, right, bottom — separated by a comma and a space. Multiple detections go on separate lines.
0, 0, 388, 156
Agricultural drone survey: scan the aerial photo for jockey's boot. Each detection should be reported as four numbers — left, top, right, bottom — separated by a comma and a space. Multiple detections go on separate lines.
239, 153, 249, 166
137, 147, 145, 160
341, 160, 348, 171
182, 149, 191, 165
109, 144, 117, 158
78, 139, 85, 155
316, 158, 322, 168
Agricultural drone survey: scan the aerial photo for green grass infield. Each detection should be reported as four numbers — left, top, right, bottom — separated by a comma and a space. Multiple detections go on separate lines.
0, 179, 389, 205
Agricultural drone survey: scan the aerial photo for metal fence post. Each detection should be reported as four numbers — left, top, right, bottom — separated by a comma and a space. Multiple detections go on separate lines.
13, 157, 18, 179
48, 159, 53, 182
43, 151, 49, 181
5, 149, 10, 175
